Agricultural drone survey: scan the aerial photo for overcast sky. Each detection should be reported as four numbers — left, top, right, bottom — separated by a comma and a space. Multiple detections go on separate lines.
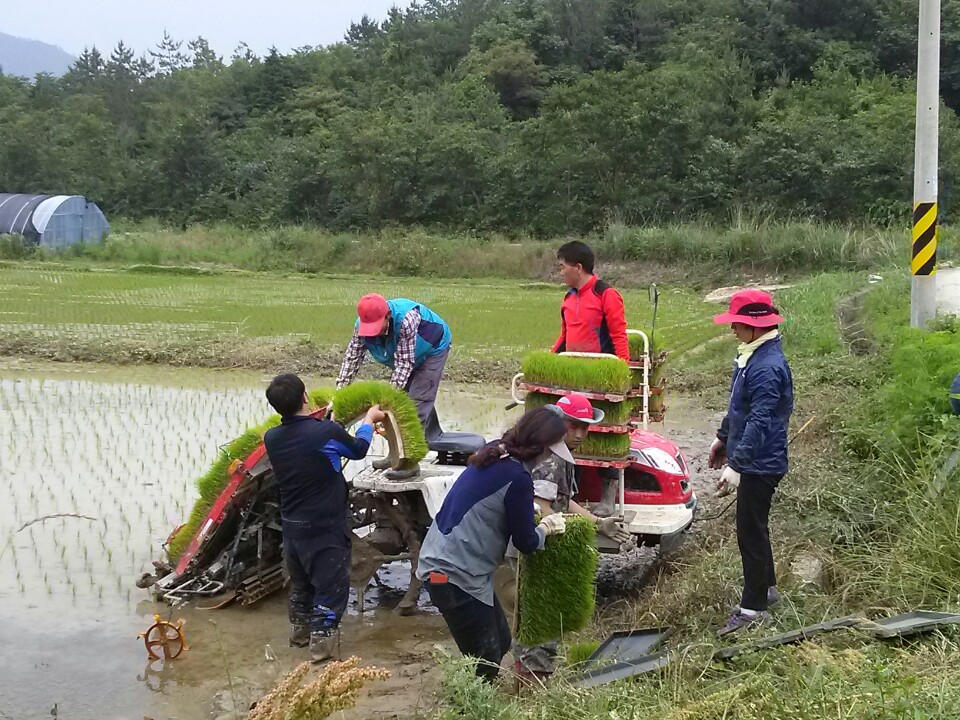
3, 0, 412, 58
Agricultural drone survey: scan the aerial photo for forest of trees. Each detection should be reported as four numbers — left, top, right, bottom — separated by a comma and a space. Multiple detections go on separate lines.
3, 0, 960, 235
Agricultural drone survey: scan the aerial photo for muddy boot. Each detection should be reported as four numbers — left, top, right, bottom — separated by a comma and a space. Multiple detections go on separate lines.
372, 457, 393, 471
385, 461, 420, 481
310, 631, 338, 664
593, 474, 619, 518
289, 623, 310, 648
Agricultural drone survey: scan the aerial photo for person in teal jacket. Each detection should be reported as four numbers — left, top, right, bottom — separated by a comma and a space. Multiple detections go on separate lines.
337, 294, 452, 432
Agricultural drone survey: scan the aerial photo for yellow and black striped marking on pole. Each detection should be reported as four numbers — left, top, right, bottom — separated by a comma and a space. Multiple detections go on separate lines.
912, 201, 938, 275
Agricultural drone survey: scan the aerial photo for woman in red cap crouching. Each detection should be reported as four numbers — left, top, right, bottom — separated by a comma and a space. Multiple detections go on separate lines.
709, 289, 794, 636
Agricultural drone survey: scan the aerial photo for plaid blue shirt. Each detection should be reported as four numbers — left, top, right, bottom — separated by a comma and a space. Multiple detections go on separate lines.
336, 307, 421, 389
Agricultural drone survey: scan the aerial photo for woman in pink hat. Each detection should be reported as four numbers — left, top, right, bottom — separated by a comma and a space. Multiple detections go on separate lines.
709, 289, 794, 636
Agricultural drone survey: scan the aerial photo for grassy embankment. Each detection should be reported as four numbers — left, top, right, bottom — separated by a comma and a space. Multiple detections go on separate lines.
2, 217, 955, 285
436, 274, 960, 719
1, 218, 953, 382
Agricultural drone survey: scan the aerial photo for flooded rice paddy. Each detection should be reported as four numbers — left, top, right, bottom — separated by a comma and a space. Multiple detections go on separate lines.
0, 362, 516, 720
0, 360, 719, 720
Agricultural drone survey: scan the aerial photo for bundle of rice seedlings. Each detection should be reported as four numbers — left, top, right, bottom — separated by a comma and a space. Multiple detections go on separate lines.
577, 432, 631, 459
522, 352, 630, 394
168, 388, 337, 562
168, 415, 280, 561
564, 640, 601, 668
628, 332, 666, 362
332, 380, 427, 463
308, 388, 336, 409
518, 516, 598, 645
523, 391, 633, 426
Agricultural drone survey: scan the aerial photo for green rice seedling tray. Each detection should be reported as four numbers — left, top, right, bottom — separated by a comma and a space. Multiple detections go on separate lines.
518, 515, 599, 645
521, 382, 630, 403
574, 456, 631, 468
523, 391, 635, 427
583, 424, 631, 434
333, 380, 427, 464
579, 432, 631, 459
522, 352, 631, 395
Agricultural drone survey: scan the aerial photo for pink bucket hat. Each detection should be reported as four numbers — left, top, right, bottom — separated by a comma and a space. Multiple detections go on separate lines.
713, 289, 785, 328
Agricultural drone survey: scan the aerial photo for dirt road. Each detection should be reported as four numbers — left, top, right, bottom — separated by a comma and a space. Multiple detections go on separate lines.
939, 266, 960, 316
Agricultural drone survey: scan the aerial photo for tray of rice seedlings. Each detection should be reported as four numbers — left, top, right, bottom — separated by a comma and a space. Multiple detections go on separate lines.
576, 432, 631, 462
167, 415, 279, 562
521, 352, 631, 398
628, 332, 647, 364
332, 380, 427, 464
518, 515, 598, 646
522, 391, 635, 429
167, 389, 335, 562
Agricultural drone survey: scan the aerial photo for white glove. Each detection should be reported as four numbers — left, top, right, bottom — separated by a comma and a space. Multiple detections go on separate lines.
537, 514, 567, 537
716, 466, 741, 497
708, 438, 726, 470
596, 517, 632, 544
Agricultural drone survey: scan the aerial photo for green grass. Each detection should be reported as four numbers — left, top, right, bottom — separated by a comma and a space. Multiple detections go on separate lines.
522, 352, 632, 394
332, 381, 428, 463
0, 266, 717, 371
8, 220, 955, 279
518, 516, 598, 646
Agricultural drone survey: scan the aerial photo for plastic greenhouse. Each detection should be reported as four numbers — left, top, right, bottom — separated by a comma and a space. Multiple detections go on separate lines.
0, 194, 110, 249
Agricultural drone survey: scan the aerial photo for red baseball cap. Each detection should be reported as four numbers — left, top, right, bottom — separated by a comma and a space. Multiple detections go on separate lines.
356, 294, 390, 336
550, 393, 605, 424
713, 289, 785, 328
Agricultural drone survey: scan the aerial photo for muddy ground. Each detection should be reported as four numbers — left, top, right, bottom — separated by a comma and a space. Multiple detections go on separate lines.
341, 396, 725, 720
0, 361, 725, 720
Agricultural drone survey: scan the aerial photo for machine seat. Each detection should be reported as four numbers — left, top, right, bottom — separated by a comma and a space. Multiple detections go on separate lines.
428, 432, 486, 455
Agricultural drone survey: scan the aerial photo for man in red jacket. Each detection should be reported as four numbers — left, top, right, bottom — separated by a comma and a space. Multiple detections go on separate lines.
552, 241, 629, 361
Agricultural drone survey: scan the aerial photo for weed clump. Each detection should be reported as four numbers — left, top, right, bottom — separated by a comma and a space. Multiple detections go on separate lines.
247, 657, 389, 720
518, 515, 598, 645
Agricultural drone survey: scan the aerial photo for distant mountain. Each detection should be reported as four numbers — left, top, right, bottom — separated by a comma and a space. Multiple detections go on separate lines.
0, 31, 75, 78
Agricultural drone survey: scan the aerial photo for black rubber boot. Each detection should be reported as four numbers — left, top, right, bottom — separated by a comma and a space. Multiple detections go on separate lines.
289, 623, 310, 648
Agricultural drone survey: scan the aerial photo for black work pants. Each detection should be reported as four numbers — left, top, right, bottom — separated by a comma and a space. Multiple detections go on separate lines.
736, 473, 782, 612
284, 530, 351, 636
425, 580, 512, 682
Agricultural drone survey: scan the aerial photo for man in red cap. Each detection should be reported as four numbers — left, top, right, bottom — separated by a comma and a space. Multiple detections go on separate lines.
709, 289, 794, 636
336, 295, 452, 434
505, 392, 631, 689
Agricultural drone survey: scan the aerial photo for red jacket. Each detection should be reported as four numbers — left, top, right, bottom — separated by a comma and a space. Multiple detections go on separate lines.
552, 275, 629, 360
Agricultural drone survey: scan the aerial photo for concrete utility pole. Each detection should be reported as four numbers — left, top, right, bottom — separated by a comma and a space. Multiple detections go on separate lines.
911, 0, 941, 327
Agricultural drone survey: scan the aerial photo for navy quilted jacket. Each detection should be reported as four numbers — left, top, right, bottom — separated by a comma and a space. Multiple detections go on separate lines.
718, 336, 794, 476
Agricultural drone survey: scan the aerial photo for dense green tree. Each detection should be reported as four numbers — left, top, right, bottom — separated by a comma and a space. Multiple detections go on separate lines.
3, 0, 959, 231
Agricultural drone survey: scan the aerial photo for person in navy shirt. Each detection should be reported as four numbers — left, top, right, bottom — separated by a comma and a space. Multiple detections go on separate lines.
709, 290, 794, 637
417, 408, 570, 681
263, 373, 384, 662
